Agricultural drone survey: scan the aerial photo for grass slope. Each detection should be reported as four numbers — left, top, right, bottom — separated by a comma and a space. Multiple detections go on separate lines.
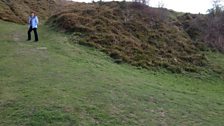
0, 20, 224, 126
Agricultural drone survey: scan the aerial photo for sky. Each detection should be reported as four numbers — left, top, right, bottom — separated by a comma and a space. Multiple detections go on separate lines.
71, 0, 215, 14
150, 0, 213, 14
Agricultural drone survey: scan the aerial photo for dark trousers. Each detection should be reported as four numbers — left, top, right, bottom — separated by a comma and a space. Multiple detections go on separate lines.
28, 26, 38, 41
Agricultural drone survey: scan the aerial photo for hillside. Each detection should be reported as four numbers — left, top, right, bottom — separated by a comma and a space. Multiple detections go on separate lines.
0, 0, 64, 24
1, 0, 224, 125
47, 2, 210, 73
1, 1, 223, 74
1, 20, 224, 126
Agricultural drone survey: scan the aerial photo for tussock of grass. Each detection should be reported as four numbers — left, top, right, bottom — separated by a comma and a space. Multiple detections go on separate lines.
47, 2, 208, 73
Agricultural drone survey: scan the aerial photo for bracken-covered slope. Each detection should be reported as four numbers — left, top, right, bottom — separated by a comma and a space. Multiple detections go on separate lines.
0, 0, 63, 24
47, 2, 208, 73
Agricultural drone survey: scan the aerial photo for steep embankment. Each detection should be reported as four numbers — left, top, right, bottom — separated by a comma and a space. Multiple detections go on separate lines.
47, 2, 208, 73
0, 0, 63, 24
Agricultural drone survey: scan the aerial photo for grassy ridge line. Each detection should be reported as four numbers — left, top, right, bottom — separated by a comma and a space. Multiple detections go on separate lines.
0, 20, 224, 125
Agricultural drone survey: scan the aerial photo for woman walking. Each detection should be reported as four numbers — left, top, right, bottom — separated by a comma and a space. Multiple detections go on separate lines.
27, 12, 39, 42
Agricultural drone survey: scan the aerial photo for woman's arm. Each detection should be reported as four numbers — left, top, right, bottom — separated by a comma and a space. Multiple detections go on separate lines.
36, 16, 39, 25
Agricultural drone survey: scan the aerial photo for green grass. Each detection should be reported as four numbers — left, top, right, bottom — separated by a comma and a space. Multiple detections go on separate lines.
207, 52, 224, 68
0, 20, 224, 126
